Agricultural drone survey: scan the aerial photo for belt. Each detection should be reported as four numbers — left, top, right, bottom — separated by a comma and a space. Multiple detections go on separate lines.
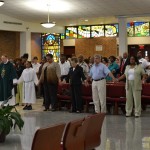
93, 78, 105, 81
61, 75, 68, 77
24, 80, 33, 83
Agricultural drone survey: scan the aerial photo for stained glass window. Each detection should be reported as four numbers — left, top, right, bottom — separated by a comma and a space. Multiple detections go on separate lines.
41, 33, 60, 62
127, 22, 134, 37
105, 24, 118, 37
65, 26, 77, 39
91, 25, 104, 37
78, 25, 90, 38
134, 22, 149, 37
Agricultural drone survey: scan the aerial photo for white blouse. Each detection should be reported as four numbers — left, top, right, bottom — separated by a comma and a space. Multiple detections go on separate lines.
128, 68, 135, 80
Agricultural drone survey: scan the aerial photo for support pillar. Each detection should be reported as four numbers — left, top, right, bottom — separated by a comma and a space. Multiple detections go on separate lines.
118, 17, 127, 56
20, 31, 31, 60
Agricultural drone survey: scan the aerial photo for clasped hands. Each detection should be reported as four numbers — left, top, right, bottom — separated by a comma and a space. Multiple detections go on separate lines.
84, 80, 89, 87
112, 78, 119, 83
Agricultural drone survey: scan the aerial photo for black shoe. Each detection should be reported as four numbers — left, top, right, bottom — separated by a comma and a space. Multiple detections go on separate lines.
135, 116, 140, 118
15, 103, 19, 106
27, 105, 32, 110
23, 105, 28, 110
76, 110, 82, 113
93, 112, 98, 114
51, 108, 56, 111
43, 108, 50, 111
69, 110, 76, 113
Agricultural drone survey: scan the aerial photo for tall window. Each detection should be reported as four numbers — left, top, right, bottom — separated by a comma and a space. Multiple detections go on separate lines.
41, 33, 60, 62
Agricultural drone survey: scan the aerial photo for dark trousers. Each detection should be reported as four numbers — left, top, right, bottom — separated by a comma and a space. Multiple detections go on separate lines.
71, 84, 83, 111
41, 84, 45, 105
43, 82, 58, 109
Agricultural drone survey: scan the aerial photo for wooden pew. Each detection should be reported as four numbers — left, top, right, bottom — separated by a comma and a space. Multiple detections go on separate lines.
84, 113, 105, 150
31, 123, 66, 150
61, 113, 105, 150
142, 83, 150, 110
60, 118, 87, 150
106, 84, 126, 115
57, 83, 71, 110
82, 84, 93, 112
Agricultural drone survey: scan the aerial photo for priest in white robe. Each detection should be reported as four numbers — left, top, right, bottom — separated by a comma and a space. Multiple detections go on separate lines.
18, 61, 38, 110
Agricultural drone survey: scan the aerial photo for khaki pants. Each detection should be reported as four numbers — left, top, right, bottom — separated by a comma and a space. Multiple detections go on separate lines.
92, 79, 106, 113
16, 82, 23, 104
126, 80, 141, 116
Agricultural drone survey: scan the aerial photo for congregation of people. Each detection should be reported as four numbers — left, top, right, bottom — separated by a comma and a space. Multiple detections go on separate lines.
0, 51, 150, 118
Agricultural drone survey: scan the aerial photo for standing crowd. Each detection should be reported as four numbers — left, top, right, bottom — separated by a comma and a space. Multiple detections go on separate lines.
0, 51, 150, 117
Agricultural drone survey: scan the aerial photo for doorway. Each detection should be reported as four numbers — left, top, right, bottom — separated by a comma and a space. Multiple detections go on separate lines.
64, 46, 75, 59
128, 45, 150, 59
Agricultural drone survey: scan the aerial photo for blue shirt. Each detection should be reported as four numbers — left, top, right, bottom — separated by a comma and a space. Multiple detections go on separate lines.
106, 62, 119, 81
89, 63, 110, 80
108, 62, 119, 73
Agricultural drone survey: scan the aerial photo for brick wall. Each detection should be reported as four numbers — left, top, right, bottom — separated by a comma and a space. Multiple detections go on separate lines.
75, 37, 117, 58
31, 33, 41, 61
0, 31, 20, 59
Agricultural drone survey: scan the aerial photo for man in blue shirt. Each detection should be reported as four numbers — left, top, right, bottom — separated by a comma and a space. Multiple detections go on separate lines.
88, 54, 117, 113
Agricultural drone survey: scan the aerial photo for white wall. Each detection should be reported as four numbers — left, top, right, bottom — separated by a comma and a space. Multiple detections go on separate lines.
128, 37, 150, 45
63, 39, 75, 46
0, 14, 64, 33
117, 37, 150, 45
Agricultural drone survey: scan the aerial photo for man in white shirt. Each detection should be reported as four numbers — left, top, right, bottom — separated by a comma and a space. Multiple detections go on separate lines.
145, 56, 149, 62
32, 57, 41, 74
32, 57, 41, 98
78, 55, 89, 78
137, 51, 149, 69
59, 55, 70, 83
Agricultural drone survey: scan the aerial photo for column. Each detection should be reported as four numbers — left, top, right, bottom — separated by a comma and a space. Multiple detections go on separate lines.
118, 17, 127, 56
20, 31, 31, 60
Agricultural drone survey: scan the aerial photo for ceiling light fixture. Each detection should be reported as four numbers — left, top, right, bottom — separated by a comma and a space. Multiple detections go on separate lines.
0, 1, 4, 6
41, 4, 55, 28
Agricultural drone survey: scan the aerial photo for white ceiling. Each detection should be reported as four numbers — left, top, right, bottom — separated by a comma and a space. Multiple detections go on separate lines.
1, 0, 150, 26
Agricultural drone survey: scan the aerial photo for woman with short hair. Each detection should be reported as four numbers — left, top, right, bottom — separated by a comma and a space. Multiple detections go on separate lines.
67, 57, 88, 113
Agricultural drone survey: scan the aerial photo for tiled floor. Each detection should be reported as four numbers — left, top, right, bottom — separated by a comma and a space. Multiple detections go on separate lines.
0, 99, 150, 150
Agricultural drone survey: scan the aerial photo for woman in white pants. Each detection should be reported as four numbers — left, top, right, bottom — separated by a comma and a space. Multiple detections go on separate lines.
117, 56, 146, 117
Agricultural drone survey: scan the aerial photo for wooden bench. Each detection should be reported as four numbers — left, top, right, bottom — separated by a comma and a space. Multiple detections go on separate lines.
31, 123, 66, 150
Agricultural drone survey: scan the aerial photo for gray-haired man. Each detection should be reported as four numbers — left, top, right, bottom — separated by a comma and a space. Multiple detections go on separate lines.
87, 54, 117, 113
